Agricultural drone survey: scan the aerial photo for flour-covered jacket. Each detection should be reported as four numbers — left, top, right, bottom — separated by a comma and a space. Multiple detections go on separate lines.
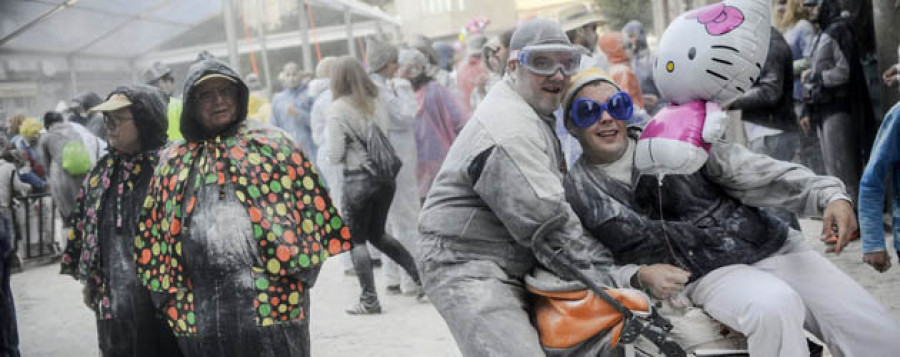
419, 78, 634, 288
271, 83, 316, 161
325, 94, 390, 170
371, 75, 420, 244
565, 133, 849, 279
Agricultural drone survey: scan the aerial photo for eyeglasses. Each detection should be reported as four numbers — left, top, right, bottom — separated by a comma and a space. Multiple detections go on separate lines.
510, 44, 582, 76
103, 113, 132, 129
569, 91, 634, 128
194, 85, 238, 104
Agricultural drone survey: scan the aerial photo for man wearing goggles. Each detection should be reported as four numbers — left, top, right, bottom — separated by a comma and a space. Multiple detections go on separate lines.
418, 19, 640, 356
507, 44, 583, 116
509, 45, 583, 77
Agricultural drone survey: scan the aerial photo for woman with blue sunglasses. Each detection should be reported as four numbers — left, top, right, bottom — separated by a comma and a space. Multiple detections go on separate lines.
561, 68, 636, 166
562, 67, 900, 356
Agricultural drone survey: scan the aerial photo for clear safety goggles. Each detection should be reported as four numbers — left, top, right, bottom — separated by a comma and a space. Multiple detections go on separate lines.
570, 91, 634, 128
509, 44, 582, 76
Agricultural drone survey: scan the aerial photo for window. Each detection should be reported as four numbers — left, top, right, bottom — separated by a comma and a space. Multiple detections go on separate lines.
419, 0, 462, 14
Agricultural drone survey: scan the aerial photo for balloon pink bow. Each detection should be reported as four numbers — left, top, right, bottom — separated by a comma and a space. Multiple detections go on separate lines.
686, 2, 745, 36
639, 101, 712, 152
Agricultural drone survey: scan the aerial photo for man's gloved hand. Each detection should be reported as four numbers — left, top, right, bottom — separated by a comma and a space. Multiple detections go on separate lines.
863, 251, 892, 273
635, 264, 691, 300
701, 102, 729, 144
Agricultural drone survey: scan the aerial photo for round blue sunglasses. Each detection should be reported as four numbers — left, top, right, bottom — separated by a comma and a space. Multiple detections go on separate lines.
569, 91, 634, 128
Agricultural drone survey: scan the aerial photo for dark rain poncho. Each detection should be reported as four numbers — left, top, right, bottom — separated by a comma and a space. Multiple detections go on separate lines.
61, 84, 181, 356
135, 58, 349, 357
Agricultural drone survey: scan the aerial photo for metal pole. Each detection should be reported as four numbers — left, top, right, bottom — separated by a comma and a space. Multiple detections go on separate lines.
36, 61, 48, 115
258, 0, 274, 98
38, 197, 44, 256
129, 59, 140, 84
223, 0, 241, 71
50, 200, 56, 256
297, 0, 314, 73
375, 20, 384, 40
393, 25, 403, 45
344, 5, 356, 58
67, 55, 78, 98
24, 198, 31, 259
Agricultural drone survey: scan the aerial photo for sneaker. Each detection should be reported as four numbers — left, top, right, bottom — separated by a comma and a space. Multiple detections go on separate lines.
386, 285, 402, 295
345, 302, 382, 315
416, 291, 429, 303
807, 338, 824, 357
403, 285, 429, 303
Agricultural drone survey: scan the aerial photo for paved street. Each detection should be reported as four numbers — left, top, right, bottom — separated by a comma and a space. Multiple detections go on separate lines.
10, 219, 899, 356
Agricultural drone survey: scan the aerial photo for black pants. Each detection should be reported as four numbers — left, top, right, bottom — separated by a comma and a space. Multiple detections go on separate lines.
0, 214, 19, 357
817, 111, 861, 206
342, 173, 420, 306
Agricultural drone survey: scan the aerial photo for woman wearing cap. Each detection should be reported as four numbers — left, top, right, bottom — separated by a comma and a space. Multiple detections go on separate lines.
134, 55, 348, 356
61, 85, 182, 357
561, 67, 900, 356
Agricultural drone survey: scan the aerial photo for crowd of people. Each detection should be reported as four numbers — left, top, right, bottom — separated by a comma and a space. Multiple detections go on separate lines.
0, 0, 899, 356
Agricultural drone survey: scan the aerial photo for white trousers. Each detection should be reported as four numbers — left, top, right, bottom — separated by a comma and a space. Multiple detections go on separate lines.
383, 134, 420, 291
688, 247, 900, 357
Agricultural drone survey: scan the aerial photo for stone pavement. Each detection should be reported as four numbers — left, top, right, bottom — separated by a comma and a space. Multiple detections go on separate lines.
9, 219, 898, 356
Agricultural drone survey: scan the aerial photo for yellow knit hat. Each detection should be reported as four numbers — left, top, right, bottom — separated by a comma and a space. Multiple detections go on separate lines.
561, 68, 621, 129
19, 117, 43, 139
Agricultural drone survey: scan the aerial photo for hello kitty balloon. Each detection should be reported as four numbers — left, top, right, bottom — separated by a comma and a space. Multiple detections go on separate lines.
634, 0, 770, 176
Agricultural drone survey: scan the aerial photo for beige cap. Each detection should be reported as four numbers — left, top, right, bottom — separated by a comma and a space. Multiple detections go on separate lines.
90, 93, 132, 112
195, 73, 236, 85
558, 3, 606, 32
562, 68, 616, 127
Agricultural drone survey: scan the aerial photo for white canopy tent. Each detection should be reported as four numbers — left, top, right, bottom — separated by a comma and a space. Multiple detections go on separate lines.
0, 0, 401, 99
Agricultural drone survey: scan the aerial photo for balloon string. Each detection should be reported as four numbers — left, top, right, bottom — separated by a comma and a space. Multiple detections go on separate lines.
656, 174, 689, 270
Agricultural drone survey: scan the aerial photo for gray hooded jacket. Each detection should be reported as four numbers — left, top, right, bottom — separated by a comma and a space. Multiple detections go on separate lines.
419, 78, 635, 288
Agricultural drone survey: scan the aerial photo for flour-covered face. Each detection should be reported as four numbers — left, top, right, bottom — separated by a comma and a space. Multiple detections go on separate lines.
572, 83, 630, 164
511, 63, 571, 116
282, 64, 301, 89
653, 0, 770, 105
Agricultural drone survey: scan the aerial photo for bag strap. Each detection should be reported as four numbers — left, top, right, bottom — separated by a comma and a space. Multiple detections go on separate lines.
347, 122, 368, 151
346, 115, 386, 154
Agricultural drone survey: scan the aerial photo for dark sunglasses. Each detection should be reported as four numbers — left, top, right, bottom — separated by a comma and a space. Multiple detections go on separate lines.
569, 91, 634, 128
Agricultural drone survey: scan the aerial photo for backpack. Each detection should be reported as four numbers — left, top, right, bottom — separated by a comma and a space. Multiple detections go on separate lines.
351, 122, 402, 182
61, 139, 91, 176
